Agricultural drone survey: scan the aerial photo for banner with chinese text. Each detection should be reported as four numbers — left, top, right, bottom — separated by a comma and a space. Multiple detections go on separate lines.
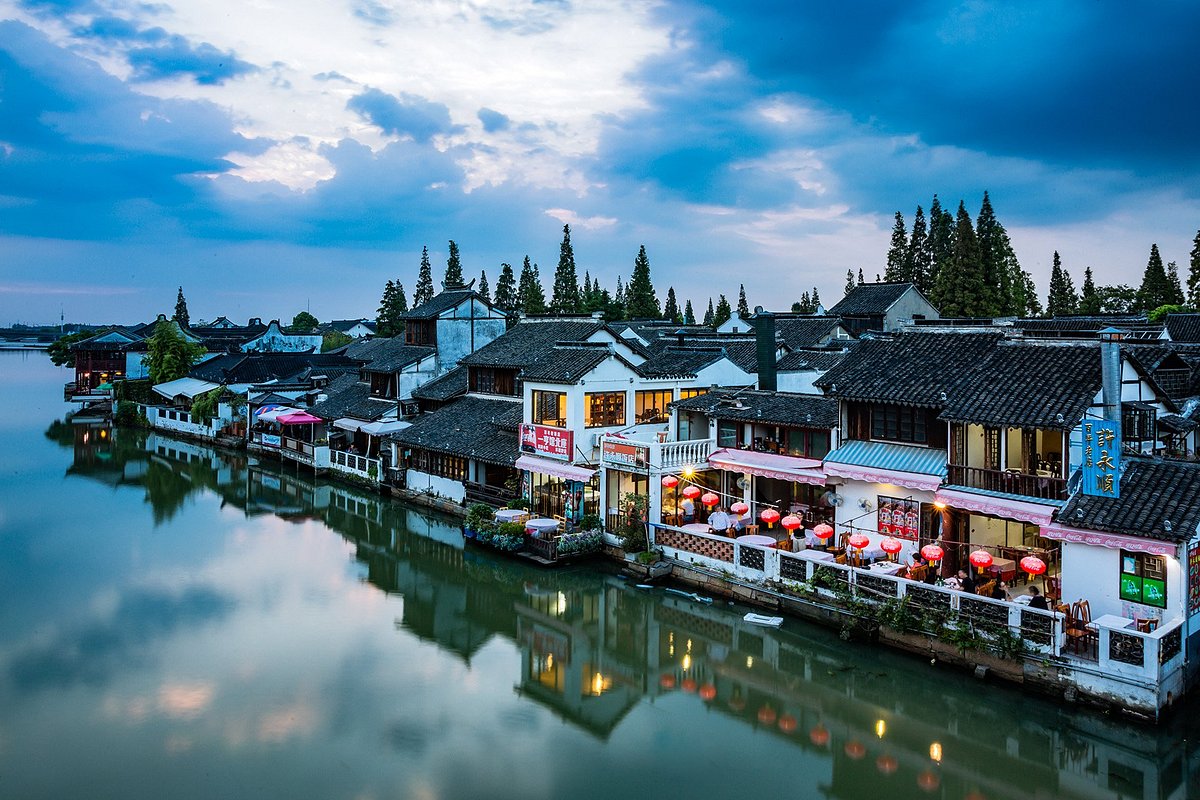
1081, 420, 1120, 498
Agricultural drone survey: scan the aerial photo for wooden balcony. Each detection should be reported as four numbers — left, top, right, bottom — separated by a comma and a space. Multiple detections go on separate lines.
946, 465, 1066, 500
464, 480, 516, 507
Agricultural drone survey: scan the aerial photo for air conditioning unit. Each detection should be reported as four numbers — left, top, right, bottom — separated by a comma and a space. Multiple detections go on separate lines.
593, 432, 608, 448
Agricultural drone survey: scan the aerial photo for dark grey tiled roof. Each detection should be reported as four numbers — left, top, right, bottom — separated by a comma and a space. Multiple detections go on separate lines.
399, 287, 490, 320
1014, 316, 1163, 340
389, 396, 522, 465
411, 366, 468, 402
364, 345, 436, 373
519, 343, 619, 384
1058, 458, 1200, 543
670, 389, 838, 428
776, 346, 854, 372
307, 375, 395, 421
325, 319, 376, 333
635, 346, 727, 378
1165, 314, 1200, 343
1124, 344, 1200, 401
773, 316, 846, 348
459, 319, 605, 368
816, 331, 1003, 408
1158, 413, 1197, 434
189, 353, 357, 385
827, 283, 918, 316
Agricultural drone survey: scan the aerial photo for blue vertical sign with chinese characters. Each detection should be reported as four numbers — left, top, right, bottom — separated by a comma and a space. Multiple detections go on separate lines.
1081, 420, 1121, 498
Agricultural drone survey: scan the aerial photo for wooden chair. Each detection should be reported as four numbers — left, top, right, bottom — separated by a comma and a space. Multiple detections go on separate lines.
834, 553, 847, 565
977, 579, 996, 598
1065, 601, 1096, 657
1046, 576, 1062, 602
908, 564, 927, 583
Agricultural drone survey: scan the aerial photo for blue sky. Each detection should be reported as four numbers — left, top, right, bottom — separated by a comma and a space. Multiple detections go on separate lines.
2, 0, 1198, 325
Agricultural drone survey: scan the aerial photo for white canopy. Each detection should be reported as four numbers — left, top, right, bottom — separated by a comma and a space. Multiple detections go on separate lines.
333, 418, 366, 432
152, 377, 221, 400
360, 419, 410, 435
257, 406, 302, 423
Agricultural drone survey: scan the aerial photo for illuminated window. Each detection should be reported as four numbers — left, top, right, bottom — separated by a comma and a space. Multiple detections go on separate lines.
532, 390, 567, 428
1119, 550, 1166, 608
585, 392, 625, 428
635, 390, 672, 424
678, 387, 707, 400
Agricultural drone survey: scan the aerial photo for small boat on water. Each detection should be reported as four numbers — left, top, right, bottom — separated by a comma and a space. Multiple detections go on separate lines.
743, 613, 784, 628
664, 587, 713, 605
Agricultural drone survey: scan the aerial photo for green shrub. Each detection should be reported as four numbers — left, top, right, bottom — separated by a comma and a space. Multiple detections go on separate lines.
578, 513, 603, 531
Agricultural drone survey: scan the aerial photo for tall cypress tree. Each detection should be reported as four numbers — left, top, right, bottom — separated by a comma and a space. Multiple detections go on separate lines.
684, 299, 696, 325
1136, 244, 1173, 312
550, 224, 580, 313
517, 256, 546, 315
974, 191, 1001, 316
1187, 230, 1200, 309
1079, 267, 1101, 314
376, 280, 397, 337
478, 270, 491, 302
444, 240, 464, 286
396, 282, 408, 314
932, 201, 986, 317
1046, 251, 1078, 317
614, 275, 625, 306
174, 287, 190, 328
1167, 261, 1185, 306
625, 245, 660, 319
904, 206, 929, 291
811, 287, 822, 310
884, 212, 908, 281
926, 195, 954, 297
494, 263, 516, 310
703, 298, 715, 326
736, 284, 750, 318
663, 287, 681, 323
414, 246, 435, 306
713, 294, 732, 328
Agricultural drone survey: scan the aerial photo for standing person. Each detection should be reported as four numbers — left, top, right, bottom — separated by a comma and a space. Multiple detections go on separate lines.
1026, 585, 1048, 610
708, 505, 731, 533
680, 495, 695, 524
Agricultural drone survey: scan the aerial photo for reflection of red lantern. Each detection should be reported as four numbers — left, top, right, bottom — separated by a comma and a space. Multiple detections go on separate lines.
757, 705, 777, 725
844, 740, 866, 760
917, 771, 940, 792
809, 725, 830, 747
662, 475, 679, 488
881, 537, 903, 555
681, 677, 697, 693
876, 754, 898, 775
781, 514, 803, 531
701, 492, 720, 507
682, 485, 702, 500
813, 523, 834, 540
699, 683, 717, 701
921, 544, 944, 562
1020, 556, 1047, 576
778, 714, 797, 733
659, 674, 676, 689
964, 793, 988, 800
969, 549, 994, 570
730, 501, 749, 515
848, 533, 870, 550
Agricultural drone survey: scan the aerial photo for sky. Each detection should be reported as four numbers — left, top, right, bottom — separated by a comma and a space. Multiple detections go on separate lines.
2, 0, 1199, 325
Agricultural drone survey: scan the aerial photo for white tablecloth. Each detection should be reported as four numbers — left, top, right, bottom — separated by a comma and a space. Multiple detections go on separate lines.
495, 509, 528, 523
797, 550, 835, 562
868, 561, 906, 576
525, 518, 559, 537
682, 523, 712, 534
736, 534, 776, 547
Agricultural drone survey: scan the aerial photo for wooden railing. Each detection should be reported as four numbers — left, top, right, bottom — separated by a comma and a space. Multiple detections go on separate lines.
465, 481, 516, 507
946, 464, 1067, 500
524, 535, 558, 561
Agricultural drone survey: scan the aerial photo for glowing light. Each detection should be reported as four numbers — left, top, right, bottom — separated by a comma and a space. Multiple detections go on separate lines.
929, 742, 942, 763
682, 654, 692, 671
875, 719, 886, 739
745, 656, 754, 669
591, 672, 606, 695
933, 501, 947, 510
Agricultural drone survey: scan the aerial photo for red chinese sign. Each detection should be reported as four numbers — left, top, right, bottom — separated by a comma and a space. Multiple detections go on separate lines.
878, 496, 919, 540
601, 438, 649, 470
520, 423, 573, 461
1189, 542, 1200, 616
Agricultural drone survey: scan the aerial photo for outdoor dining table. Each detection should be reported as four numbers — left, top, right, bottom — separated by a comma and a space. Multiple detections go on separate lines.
494, 509, 528, 524
682, 523, 713, 534
868, 561, 906, 576
1089, 614, 1135, 631
524, 518, 560, 538
736, 534, 777, 548
797, 549, 835, 562
987, 557, 1017, 580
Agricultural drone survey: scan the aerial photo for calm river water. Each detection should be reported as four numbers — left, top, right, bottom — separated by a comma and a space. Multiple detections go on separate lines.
1, 350, 1197, 800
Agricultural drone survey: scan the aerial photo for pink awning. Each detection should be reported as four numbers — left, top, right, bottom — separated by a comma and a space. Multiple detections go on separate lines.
278, 412, 323, 425
707, 448, 826, 486
1040, 523, 1177, 557
515, 454, 596, 483
934, 487, 1058, 527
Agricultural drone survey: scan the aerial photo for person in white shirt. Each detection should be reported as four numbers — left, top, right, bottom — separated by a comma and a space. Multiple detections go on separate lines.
708, 506, 731, 532
680, 496, 695, 523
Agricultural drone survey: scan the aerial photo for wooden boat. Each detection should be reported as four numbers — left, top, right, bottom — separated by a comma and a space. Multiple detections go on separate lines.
743, 613, 784, 628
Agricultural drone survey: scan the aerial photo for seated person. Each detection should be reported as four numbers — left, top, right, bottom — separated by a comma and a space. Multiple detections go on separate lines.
955, 568, 976, 594
1026, 585, 1049, 610
732, 509, 750, 533
707, 506, 732, 532
990, 581, 1011, 601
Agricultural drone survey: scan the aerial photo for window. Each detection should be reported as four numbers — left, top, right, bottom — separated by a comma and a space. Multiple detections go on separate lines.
784, 428, 831, 459
1122, 403, 1156, 442
1119, 550, 1167, 608
585, 392, 625, 428
678, 387, 707, 400
635, 390, 672, 424
470, 367, 516, 396
717, 420, 741, 448
871, 404, 927, 444
532, 391, 567, 428
411, 449, 467, 480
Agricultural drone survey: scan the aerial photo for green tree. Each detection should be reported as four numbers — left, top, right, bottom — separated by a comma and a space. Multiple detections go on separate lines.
445, 240, 464, 286
1020, 270, 1043, 317
396, 282, 408, 314
926, 195, 954, 296
1046, 251, 1078, 317
1167, 261, 1185, 306
884, 211, 908, 281
625, 245, 660, 319
1096, 284, 1137, 313
1188, 229, 1200, 308
1136, 244, 1173, 312
793, 291, 811, 313
905, 205, 930, 291
47, 330, 92, 367
736, 284, 750, 318
550, 224, 580, 313
494, 263, 517, 310
517, 256, 546, 314
684, 299, 696, 325
291, 311, 319, 332
713, 294, 732, 328
811, 286, 822, 310
1148, 304, 1188, 323
974, 191, 1003, 316
703, 298, 715, 326
1078, 267, 1101, 314
858, 267, 865, 285
376, 280, 405, 337
478, 270, 491, 302
322, 330, 353, 352
614, 275, 625, 306
146, 321, 205, 384
414, 246, 435, 306
844, 269, 855, 296
663, 287, 682, 323
932, 201, 987, 317
174, 287, 190, 328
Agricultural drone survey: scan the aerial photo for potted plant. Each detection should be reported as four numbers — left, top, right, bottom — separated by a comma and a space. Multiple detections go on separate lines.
463, 503, 495, 540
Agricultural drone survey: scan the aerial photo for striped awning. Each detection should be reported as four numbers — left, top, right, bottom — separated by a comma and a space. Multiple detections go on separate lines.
934, 487, 1059, 526
516, 454, 596, 483
707, 448, 826, 486
823, 440, 946, 492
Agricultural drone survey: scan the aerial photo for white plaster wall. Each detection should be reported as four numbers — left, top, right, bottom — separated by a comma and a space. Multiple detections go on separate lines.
831, 478, 935, 562
405, 469, 466, 503
776, 370, 821, 394
885, 287, 939, 330
694, 360, 756, 388
242, 322, 322, 353
399, 357, 438, 400
1060, 543, 1186, 622
434, 299, 506, 374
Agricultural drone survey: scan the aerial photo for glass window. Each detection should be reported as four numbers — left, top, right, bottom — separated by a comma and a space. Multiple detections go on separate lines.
717, 420, 740, 448
783, 428, 831, 458
871, 404, 927, 444
635, 390, 671, 424
532, 390, 567, 428
1119, 550, 1167, 608
678, 387, 706, 400
585, 392, 625, 428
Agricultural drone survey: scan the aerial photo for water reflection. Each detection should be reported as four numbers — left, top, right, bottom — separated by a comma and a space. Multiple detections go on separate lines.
34, 415, 1200, 799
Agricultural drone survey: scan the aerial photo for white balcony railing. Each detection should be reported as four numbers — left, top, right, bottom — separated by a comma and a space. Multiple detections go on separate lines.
599, 434, 715, 472
330, 449, 381, 481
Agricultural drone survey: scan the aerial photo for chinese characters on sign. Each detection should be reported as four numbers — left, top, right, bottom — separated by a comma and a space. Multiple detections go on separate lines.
1081, 420, 1121, 498
519, 423, 574, 461
1190, 543, 1200, 616
601, 438, 649, 470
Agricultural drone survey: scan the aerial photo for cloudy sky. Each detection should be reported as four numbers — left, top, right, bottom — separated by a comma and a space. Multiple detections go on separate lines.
2, 0, 1198, 325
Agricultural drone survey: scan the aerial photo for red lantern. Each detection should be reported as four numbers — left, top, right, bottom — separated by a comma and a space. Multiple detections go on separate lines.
701, 492, 720, 507
781, 514, 803, 531
659, 674, 676, 689
969, 549, 994, 570
876, 754, 898, 775
917, 770, 940, 792
813, 523, 834, 540
699, 683, 717, 701
681, 677, 697, 693
757, 705, 777, 725
778, 714, 797, 733
1020, 555, 1047, 576
881, 537, 903, 555
809, 725, 830, 747
661, 475, 679, 488
848, 533, 870, 550
730, 501, 749, 515
844, 740, 866, 760
921, 544, 944, 562
682, 485, 702, 500
760, 508, 781, 527
964, 793, 988, 800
